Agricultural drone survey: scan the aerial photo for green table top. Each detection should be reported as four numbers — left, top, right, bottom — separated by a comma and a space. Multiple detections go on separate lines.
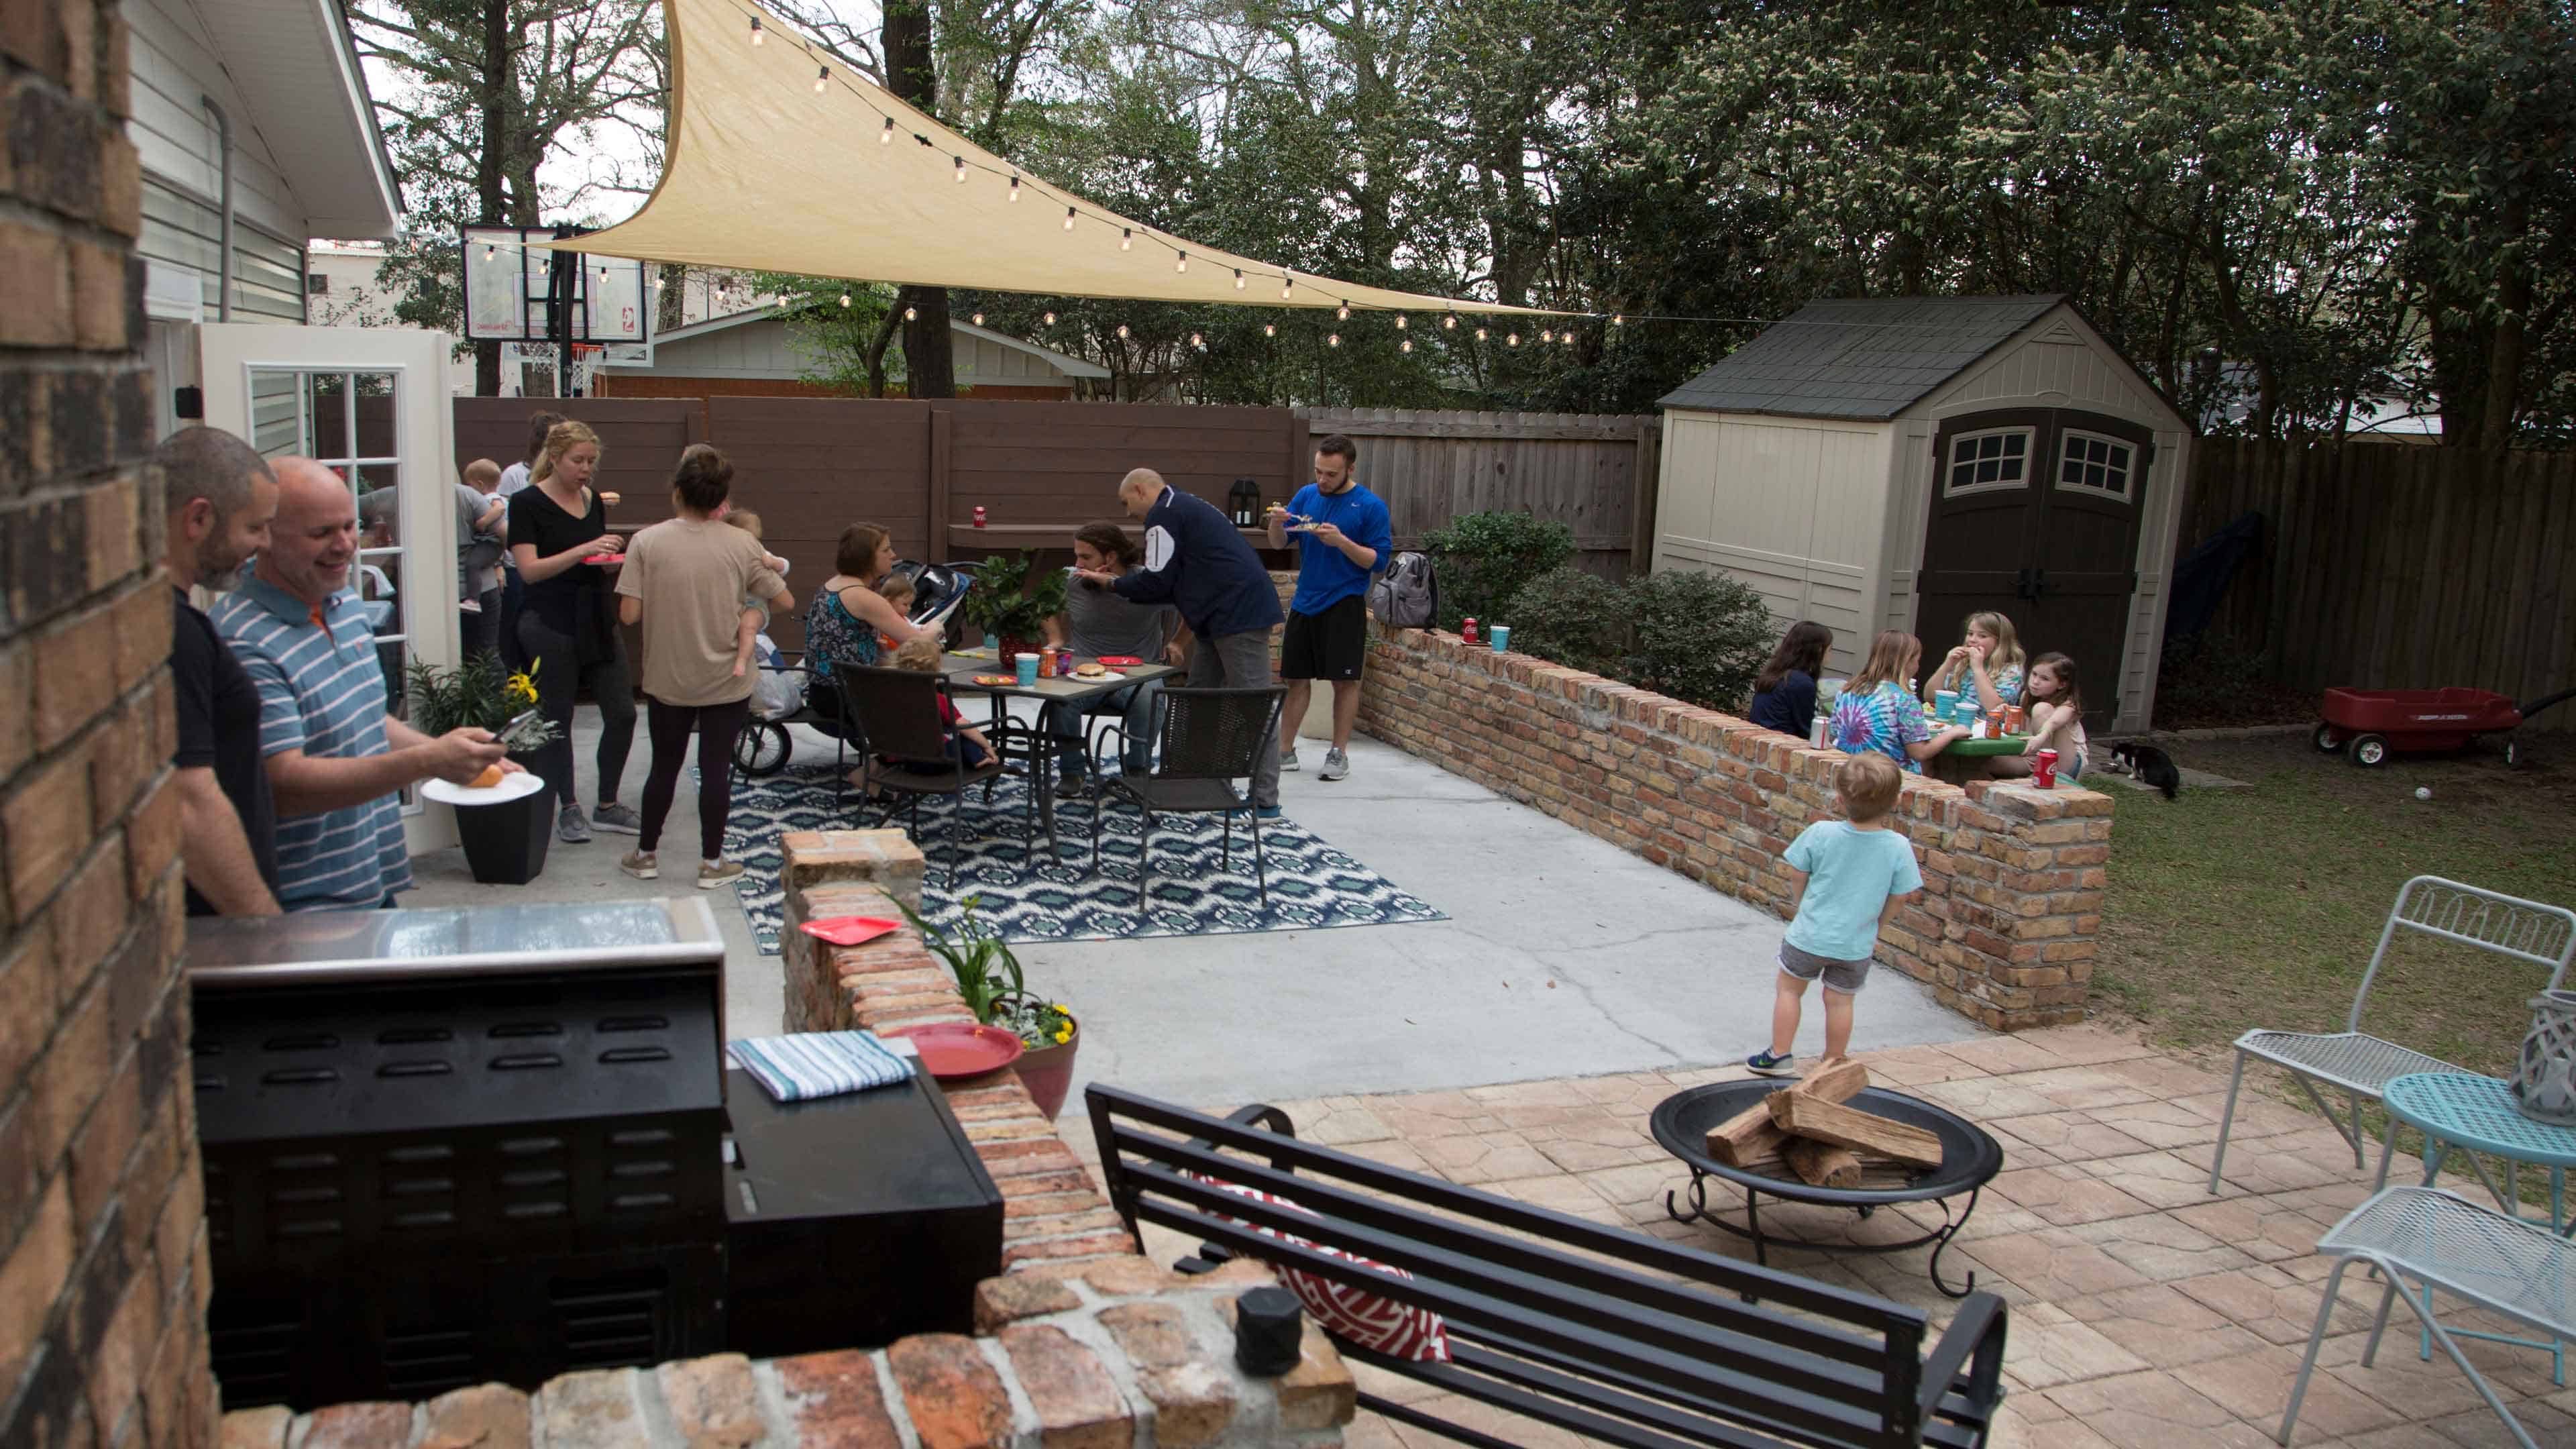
1943, 735, 2035, 757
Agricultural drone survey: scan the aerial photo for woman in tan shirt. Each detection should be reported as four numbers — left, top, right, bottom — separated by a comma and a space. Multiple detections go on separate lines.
613, 445, 792, 888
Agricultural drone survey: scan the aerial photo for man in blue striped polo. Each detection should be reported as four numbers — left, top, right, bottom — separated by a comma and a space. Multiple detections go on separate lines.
213, 458, 515, 910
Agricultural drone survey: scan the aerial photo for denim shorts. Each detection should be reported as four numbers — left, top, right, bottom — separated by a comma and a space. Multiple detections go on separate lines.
1780, 941, 1872, 994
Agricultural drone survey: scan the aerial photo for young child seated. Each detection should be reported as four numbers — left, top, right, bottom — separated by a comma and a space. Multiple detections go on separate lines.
1922, 610, 2026, 718
881, 634, 994, 774
1830, 630, 1968, 773
1748, 752, 1923, 1077
875, 573, 917, 655
2019, 652, 2089, 781
721, 510, 792, 679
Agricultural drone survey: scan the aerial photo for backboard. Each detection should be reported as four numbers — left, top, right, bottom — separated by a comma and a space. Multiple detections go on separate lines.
462, 225, 650, 345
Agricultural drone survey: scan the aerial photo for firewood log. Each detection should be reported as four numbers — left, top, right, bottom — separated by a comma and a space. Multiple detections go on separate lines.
1765, 1093, 1945, 1168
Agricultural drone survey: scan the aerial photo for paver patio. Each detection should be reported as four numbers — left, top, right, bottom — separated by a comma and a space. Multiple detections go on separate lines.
1057, 1024, 2576, 1448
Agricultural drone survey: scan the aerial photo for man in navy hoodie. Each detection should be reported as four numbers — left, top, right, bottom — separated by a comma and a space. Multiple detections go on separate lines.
1073, 468, 1286, 814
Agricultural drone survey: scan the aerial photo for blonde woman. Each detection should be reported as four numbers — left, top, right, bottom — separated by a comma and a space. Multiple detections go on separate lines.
1921, 610, 2027, 716
508, 419, 639, 843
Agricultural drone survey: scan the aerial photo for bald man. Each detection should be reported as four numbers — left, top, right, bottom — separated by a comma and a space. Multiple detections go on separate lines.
212, 458, 515, 910
1071, 468, 1286, 814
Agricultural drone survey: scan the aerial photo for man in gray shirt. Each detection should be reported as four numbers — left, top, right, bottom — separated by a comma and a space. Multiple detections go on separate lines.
1044, 521, 1185, 796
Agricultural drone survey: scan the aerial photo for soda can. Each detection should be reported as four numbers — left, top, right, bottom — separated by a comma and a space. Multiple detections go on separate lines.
2033, 749, 2059, 788
1462, 617, 1479, 644
2004, 705, 2026, 735
972, 504, 987, 528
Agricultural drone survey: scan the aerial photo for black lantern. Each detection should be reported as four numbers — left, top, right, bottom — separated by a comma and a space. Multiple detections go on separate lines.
1228, 477, 1262, 528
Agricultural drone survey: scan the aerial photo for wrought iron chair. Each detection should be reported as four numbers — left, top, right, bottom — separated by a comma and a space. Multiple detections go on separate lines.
2208, 876, 2576, 1195
834, 663, 1006, 888
1089, 686, 1285, 912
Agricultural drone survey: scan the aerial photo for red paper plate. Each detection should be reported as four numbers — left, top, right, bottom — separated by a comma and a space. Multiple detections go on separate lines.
798, 915, 902, 948
583, 555, 622, 566
1095, 655, 1144, 667
883, 1023, 1025, 1081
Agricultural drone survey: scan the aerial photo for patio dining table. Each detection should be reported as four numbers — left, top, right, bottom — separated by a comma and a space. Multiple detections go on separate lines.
941, 651, 1179, 849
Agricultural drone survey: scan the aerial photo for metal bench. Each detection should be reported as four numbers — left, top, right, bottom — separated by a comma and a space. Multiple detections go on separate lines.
2209, 876, 2576, 1195
1087, 1085, 2010, 1449
2282, 1186, 2576, 1448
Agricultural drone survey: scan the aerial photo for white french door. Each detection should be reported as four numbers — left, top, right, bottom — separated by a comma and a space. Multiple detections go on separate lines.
196, 323, 464, 855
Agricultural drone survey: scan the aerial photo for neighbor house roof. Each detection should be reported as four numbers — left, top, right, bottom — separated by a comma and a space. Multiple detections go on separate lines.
620, 304, 1112, 379
213, 0, 403, 236
1658, 294, 2068, 421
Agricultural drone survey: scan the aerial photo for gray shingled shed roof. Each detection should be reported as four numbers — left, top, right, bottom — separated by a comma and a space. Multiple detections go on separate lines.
1657, 294, 2068, 420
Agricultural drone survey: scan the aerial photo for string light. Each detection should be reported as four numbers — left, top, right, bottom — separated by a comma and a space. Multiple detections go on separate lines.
1189, 331, 1203, 348
1116, 323, 1129, 339
1560, 329, 1574, 345
1612, 314, 1624, 327
1263, 323, 1275, 337
1008, 174, 1020, 201
881, 117, 894, 144
1401, 338, 1413, 353
1120, 228, 1132, 251
1444, 313, 1457, 330
904, 305, 918, 321
953, 156, 967, 182
1042, 311, 1056, 325
1175, 252, 1187, 274
1507, 332, 1519, 347
1540, 328, 1553, 343
1395, 315, 1407, 330
749, 15, 762, 44
839, 292, 851, 307
1234, 269, 1245, 290
1281, 274, 1293, 299
1063, 207, 1075, 230
971, 311, 983, 325
482, 243, 495, 260
1336, 302, 1350, 321
814, 65, 828, 93
1476, 326, 1488, 341
1328, 333, 1341, 347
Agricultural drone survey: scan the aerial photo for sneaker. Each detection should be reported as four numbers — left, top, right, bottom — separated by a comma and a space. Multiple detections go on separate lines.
619, 849, 659, 879
697, 859, 746, 890
1055, 775, 1090, 800
1279, 746, 1301, 772
1254, 804, 1283, 821
557, 804, 592, 843
1746, 1050, 1796, 1077
590, 802, 643, 835
1318, 747, 1350, 782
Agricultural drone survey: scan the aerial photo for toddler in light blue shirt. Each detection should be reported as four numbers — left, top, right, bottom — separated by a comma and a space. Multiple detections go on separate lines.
1748, 751, 1924, 1077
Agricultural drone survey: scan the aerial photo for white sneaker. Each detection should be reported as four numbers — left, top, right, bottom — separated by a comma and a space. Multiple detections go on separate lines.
1280, 746, 1301, 772
1319, 747, 1350, 782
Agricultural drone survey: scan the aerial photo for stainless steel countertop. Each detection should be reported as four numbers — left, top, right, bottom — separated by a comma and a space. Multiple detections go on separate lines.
184, 897, 728, 987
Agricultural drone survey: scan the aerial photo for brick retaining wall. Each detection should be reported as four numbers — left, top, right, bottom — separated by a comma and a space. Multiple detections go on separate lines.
1356, 627, 2112, 1030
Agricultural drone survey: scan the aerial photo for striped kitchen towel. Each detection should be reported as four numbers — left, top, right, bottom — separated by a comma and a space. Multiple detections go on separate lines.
727, 1030, 914, 1102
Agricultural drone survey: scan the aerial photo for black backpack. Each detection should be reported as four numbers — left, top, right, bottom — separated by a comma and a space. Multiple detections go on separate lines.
1367, 551, 1439, 629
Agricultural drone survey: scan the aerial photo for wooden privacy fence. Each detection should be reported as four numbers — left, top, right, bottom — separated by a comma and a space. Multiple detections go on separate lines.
2181, 439, 2576, 732
455, 397, 1664, 646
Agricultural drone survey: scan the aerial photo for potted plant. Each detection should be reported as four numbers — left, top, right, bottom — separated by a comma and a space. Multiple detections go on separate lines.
900, 896, 1081, 1118
405, 652, 561, 884
960, 551, 1068, 664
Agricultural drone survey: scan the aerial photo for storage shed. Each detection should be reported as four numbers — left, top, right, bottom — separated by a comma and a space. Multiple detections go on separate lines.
1652, 294, 2193, 734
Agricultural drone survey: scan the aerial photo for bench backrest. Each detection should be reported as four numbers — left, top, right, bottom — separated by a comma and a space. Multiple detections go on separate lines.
1087, 1085, 2000, 1449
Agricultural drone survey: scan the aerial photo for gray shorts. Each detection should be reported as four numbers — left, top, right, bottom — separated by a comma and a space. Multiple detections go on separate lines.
1780, 941, 1872, 995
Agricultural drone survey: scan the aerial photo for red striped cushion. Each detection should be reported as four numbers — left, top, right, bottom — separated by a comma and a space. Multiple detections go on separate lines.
1187, 1173, 1453, 1362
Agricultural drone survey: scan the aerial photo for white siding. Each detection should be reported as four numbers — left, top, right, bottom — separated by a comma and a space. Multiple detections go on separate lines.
957, 333, 1069, 386
655, 319, 806, 378
1653, 412, 1890, 677
2111, 427, 2193, 734
1919, 311, 2168, 429
122, 0, 308, 241
1881, 420, 1936, 643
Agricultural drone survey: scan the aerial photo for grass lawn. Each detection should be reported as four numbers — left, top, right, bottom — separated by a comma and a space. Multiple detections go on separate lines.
2092, 729, 2576, 1077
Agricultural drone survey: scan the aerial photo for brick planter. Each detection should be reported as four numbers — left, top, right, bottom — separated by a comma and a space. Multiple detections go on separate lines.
1356, 626, 2112, 1030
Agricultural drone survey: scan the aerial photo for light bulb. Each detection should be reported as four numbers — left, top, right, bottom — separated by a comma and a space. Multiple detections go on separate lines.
1612, 313, 1624, 326
971, 312, 983, 325
1476, 327, 1488, 341
482, 244, 494, 260
1234, 270, 1245, 290
1175, 252, 1187, 274
749, 15, 763, 44
1336, 302, 1349, 321
1008, 175, 1020, 201
1063, 207, 1075, 230
953, 157, 967, 182
1444, 313, 1456, 330
1263, 323, 1275, 337
880, 117, 893, 144
1281, 274, 1293, 299
1328, 333, 1341, 348
1401, 338, 1413, 353
1116, 323, 1129, 339
1560, 329, 1574, 345
1540, 329, 1552, 343
814, 65, 828, 92
1120, 229, 1132, 251
1189, 332, 1203, 348
904, 305, 917, 321
839, 293, 851, 307
1395, 315, 1407, 329
1507, 333, 1519, 347
1043, 311, 1055, 325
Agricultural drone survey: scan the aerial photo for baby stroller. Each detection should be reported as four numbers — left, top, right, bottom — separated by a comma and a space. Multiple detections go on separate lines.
735, 560, 976, 777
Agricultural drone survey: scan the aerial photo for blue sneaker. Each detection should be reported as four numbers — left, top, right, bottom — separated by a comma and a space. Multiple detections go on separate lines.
1254, 805, 1283, 820
1746, 1050, 1796, 1077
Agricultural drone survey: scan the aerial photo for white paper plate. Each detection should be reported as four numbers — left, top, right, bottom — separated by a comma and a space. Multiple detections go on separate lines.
419, 770, 546, 807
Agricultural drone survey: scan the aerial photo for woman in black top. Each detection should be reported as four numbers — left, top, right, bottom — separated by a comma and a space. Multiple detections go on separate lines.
509, 419, 641, 843
1747, 620, 1833, 738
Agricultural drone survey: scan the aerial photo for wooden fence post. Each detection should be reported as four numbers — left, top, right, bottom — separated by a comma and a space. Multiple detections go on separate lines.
1629, 417, 1662, 578
928, 406, 953, 560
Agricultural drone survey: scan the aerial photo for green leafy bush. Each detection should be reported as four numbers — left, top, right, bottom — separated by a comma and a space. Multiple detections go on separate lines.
1617, 570, 1776, 712
1499, 566, 1625, 674
1423, 510, 1575, 631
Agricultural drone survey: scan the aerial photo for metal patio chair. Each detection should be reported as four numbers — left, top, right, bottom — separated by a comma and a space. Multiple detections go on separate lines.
1089, 686, 1285, 912
2279, 1186, 2576, 1448
835, 663, 1008, 888
2208, 876, 2576, 1195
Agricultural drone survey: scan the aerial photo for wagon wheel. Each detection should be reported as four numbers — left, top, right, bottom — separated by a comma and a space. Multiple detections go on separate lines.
2507, 737, 2526, 770
736, 721, 793, 777
2312, 722, 2345, 753
2350, 733, 2390, 768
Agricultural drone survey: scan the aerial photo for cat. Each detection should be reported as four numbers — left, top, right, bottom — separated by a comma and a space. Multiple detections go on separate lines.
2109, 741, 2183, 799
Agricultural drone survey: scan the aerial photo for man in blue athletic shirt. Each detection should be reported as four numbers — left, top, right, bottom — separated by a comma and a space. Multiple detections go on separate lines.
1073, 468, 1287, 816
1265, 433, 1390, 782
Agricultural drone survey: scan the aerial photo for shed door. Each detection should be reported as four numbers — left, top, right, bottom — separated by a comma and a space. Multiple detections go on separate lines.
1919, 408, 2149, 729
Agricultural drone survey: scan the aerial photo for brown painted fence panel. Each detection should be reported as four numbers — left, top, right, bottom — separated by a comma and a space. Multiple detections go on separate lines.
1299, 407, 1656, 578
2182, 440, 2576, 733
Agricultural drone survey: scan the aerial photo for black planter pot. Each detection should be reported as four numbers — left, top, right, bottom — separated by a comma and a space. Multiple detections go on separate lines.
453, 786, 552, 885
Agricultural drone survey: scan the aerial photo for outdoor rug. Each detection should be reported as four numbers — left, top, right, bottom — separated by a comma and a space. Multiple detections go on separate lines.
722, 764, 1446, 953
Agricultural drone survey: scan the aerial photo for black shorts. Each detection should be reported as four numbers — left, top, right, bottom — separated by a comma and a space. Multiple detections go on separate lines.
1281, 595, 1368, 681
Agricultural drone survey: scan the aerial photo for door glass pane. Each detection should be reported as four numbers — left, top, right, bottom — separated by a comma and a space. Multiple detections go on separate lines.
354, 374, 398, 458
250, 370, 303, 456
308, 372, 351, 457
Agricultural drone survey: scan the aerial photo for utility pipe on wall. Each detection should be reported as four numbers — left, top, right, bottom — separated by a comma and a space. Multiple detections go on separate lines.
200, 96, 233, 321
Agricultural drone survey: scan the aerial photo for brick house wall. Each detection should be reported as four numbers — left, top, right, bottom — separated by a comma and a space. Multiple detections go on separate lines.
1, 0, 220, 1441
1357, 627, 2110, 1030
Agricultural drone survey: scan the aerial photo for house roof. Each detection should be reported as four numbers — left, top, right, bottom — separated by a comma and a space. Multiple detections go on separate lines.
642, 305, 1111, 379
208, 0, 403, 236
1657, 294, 2069, 421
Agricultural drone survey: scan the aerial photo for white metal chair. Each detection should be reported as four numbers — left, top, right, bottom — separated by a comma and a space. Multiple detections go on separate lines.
2279, 1186, 2576, 1448
2208, 876, 2576, 1195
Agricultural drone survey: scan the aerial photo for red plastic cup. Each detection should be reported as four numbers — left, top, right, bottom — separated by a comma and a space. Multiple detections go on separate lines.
2033, 749, 2059, 788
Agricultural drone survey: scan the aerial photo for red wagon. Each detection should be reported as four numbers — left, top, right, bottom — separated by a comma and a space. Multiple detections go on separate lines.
2314, 686, 2575, 767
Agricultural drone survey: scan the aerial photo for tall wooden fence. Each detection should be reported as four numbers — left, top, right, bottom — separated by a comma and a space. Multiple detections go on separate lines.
459, 396, 1666, 647
2182, 439, 2576, 731
1299, 408, 1659, 580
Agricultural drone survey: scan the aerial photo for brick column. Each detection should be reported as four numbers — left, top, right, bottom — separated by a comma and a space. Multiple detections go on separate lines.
0, 0, 211, 1443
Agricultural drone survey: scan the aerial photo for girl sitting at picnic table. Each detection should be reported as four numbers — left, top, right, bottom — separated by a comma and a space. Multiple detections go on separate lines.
1920, 610, 2025, 717
1833, 630, 1968, 773
881, 634, 996, 773
2012, 652, 2089, 780
1748, 620, 1833, 738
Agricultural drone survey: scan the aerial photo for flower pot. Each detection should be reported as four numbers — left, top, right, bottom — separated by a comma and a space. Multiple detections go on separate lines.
435, 774, 552, 885
998, 635, 1039, 668
1013, 1014, 1081, 1121
2514, 990, 2576, 1126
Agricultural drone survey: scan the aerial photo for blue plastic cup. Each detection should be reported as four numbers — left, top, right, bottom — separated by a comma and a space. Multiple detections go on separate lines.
1490, 625, 1511, 653
1934, 689, 1960, 722
1015, 653, 1040, 688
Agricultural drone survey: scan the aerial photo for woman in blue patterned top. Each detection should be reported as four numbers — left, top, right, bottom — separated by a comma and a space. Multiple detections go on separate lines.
1831, 631, 1968, 774
805, 522, 926, 718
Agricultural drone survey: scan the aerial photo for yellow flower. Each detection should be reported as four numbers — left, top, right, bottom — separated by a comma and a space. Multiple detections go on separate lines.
1052, 1025, 1071, 1044
505, 670, 539, 708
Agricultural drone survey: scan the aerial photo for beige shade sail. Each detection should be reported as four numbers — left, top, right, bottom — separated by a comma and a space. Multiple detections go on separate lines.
544, 0, 1553, 317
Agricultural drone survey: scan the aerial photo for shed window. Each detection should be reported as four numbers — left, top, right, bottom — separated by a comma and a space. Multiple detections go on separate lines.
2057, 431, 2135, 499
1944, 429, 2031, 495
